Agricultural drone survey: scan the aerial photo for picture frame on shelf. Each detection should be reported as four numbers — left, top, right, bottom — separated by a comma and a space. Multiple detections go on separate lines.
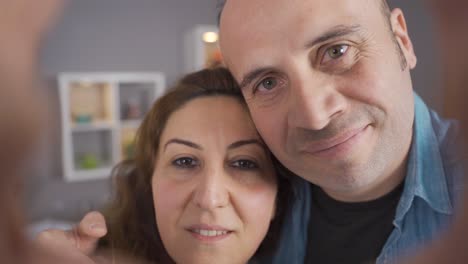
59, 72, 165, 182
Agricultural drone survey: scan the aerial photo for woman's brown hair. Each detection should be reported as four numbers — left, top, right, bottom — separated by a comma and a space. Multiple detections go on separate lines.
98, 67, 293, 263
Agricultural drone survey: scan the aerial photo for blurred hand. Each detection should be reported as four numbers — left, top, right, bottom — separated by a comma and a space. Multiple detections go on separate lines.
0, 0, 65, 172
35, 211, 107, 261
0, 0, 64, 41
0, 1, 65, 263
405, 1, 468, 264
425, 0, 468, 128
427, 0, 468, 23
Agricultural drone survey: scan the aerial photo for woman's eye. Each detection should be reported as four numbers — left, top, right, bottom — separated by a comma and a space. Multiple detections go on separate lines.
231, 159, 259, 170
324, 44, 349, 62
172, 157, 198, 169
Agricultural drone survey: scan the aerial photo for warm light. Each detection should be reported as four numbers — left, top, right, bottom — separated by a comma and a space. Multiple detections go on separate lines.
202, 31, 218, 43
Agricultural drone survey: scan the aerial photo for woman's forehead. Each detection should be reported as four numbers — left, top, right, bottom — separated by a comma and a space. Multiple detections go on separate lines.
161, 96, 258, 143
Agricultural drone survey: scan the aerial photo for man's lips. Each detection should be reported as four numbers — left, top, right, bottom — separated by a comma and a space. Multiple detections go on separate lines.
301, 125, 369, 154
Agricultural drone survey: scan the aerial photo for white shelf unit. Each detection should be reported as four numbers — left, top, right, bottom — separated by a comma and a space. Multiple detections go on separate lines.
59, 72, 165, 182
184, 24, 222, 73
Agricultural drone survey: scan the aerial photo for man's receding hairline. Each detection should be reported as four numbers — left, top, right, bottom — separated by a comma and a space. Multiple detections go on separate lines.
380, 0, 392, 24
217, 0, 392, 26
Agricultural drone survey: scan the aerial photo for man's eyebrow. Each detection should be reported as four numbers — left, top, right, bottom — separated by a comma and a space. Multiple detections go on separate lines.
305, 24, 363, 48
238, 67, 276, 90
238, 25, 363, 90
163, 138, 202, 151
228, 139, 266, 150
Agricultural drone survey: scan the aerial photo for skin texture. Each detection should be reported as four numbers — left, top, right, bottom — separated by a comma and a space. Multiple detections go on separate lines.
152, 96, 277, 264
219, 0, 418, 202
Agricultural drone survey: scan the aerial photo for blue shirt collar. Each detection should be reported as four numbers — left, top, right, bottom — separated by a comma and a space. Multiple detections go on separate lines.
395, 94, 453, 223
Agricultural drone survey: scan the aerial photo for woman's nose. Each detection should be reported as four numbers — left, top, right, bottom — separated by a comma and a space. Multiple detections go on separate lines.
192, 168, 230, 210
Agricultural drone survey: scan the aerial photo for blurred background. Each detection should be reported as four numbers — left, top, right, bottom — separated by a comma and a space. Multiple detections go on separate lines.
25, 0, 443, 231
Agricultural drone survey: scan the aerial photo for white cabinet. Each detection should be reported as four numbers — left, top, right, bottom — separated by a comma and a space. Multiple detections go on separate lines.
184, 24, 222, 72
59, 72, 165, 182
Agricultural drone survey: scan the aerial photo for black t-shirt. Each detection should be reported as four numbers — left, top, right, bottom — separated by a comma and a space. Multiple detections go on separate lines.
305, 183, 404, 264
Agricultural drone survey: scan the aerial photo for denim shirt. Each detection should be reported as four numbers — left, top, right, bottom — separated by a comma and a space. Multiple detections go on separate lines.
259, 94, 465, 264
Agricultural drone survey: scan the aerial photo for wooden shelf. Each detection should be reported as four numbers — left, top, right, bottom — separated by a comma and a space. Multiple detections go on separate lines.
59, 72, 165, 182
120, 119, 142, 129
71, 121, 114, 132
73, 167, 113, 182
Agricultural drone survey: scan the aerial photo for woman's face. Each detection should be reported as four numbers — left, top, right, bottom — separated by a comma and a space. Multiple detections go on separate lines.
152, 96, 277, 264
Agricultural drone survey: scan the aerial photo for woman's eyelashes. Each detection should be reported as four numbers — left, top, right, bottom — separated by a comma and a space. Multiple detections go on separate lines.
229, 159, 259, 170
170, 155, 262, 171
172, 156, 200, 169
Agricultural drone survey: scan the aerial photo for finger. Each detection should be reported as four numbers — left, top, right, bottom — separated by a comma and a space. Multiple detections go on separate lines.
68, 211, 107, 254
77, 211, 108, 238
35, 228, 71, 246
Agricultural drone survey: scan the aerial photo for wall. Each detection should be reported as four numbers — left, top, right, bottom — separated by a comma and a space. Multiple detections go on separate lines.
391, 0, 443, 112
27, 0, 443, 221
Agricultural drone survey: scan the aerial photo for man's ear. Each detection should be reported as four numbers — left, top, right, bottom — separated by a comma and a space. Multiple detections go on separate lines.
390, 8, 417, 70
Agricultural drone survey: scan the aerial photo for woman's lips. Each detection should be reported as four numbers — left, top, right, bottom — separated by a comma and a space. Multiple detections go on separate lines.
186, 224, 233, 242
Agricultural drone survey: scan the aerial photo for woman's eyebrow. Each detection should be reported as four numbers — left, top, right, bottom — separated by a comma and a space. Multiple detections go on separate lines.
228, 139, 265, 150
163, 138, 202, 151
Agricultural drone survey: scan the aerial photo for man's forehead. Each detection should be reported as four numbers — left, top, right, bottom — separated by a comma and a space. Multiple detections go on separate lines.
220, 0, 379, 78
220, 0, 378, 48
221, 0, 378, 22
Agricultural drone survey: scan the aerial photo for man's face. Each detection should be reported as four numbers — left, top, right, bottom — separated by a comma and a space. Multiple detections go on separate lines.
220, 0, 417, 201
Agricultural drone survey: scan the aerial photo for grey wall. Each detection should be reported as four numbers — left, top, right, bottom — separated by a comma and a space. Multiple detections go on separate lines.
40, 0, 219, 83
391, 0, 442, 112
27, 0, 443, 221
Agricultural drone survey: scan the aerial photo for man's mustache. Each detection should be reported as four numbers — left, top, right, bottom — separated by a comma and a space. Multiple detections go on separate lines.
292, 107, 379, 143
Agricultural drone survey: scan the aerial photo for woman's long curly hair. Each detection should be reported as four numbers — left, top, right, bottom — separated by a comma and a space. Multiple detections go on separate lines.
97, 67, 294, 263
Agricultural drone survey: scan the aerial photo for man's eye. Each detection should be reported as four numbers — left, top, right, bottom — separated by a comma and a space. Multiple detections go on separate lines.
324, 44, 349, 61
231, 159, 258, 170
173, 157, 198, 168
259, 77, 278, 91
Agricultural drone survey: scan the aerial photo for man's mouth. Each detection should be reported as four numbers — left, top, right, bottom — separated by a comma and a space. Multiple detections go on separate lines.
301, 125, 370, 156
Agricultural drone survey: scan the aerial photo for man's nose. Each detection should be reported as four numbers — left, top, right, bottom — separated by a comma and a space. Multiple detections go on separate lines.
288, 73, 347, 130
192, 168, 229, 210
